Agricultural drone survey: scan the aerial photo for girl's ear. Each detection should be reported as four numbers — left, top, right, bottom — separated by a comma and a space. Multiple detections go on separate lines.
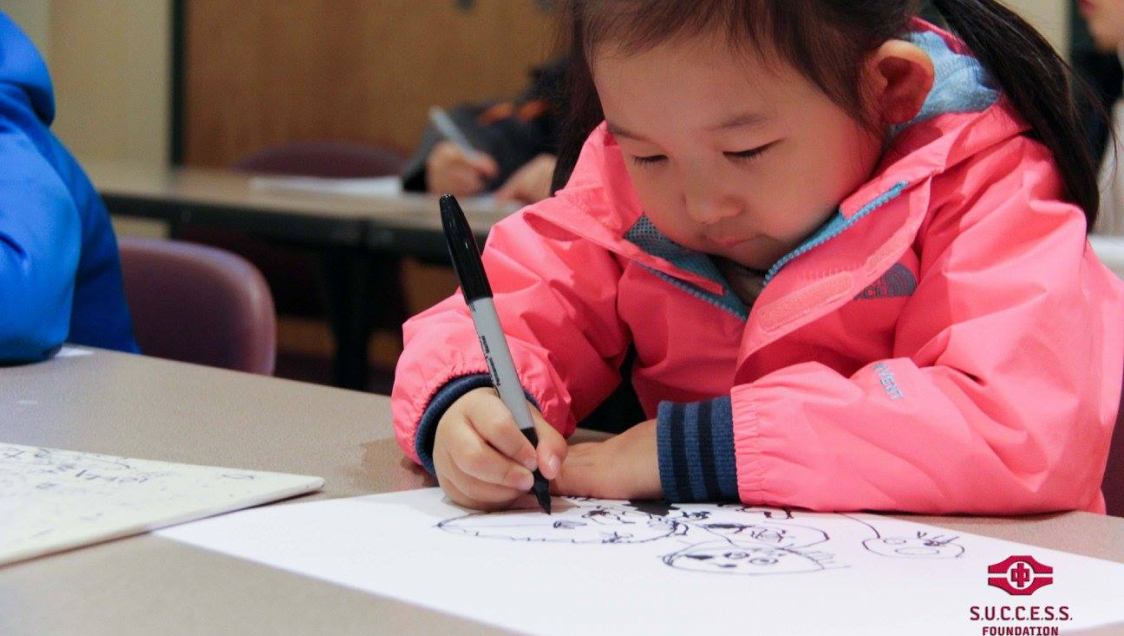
866, 41, 935, 125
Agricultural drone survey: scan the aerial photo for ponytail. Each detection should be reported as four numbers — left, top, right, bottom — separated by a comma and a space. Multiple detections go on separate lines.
930, 0, 1104, 229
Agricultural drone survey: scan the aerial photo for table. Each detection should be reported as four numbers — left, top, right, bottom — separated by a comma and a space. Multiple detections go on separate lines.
86, 161, 514, 253
2, 350, 1123, 635
87, 161, 517, 390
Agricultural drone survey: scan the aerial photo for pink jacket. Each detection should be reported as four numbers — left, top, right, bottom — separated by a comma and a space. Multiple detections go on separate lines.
393, 26, 1124, 514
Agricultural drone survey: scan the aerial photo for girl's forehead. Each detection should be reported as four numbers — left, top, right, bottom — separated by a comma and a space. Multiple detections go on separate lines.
592, 35, 813, 134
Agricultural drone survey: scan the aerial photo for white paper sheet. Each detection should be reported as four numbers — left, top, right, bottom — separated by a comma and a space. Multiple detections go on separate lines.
250, 175, 404, 198
158, 489, 1124, 635
54, 345, 93, 358
0, 443, 323, 566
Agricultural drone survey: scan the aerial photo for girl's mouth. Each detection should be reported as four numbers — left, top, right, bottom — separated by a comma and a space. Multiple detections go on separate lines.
714, 235, 755, 248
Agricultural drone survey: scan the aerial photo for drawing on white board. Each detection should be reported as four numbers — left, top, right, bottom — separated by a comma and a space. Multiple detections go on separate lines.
437, 500, 690, 544
437, 498, 965, 576
662, 542, 837, 575
841, 514, 965, 559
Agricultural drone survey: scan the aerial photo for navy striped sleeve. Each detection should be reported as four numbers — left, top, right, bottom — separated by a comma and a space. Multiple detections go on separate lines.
656, 396, 739, 503
415, 374, 495, 475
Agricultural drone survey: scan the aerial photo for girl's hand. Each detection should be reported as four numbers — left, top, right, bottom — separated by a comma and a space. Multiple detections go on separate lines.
554, 419, 662, 500
425, 141, 500, 197
495, 154, 556, 204
433, 387, 567, 511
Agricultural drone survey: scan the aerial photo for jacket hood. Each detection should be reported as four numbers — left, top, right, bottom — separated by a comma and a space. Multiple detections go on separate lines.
0, 11, 56, 124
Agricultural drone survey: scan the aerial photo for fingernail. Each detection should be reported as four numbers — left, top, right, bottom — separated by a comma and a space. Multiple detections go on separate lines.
518, 473, 534, 491
547, 455, 559, 475
522, 457, 538, 472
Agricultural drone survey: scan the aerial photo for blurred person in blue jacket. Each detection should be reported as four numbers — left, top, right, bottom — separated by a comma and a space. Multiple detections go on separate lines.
0, 11, 137, 361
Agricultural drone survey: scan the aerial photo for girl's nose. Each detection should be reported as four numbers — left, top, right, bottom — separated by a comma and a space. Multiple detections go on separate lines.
684, 191, 741, 226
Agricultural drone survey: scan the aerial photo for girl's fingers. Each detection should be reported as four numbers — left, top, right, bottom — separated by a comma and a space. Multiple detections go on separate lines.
531, 409, 567, 480
440, 470, 505, 511
450, 427, 535, 491
441, 457, 529, 509
551, 443, 600, 496
469, 405, 538, 472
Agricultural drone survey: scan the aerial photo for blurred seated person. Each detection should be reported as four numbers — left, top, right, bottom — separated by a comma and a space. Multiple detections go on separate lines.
401, 59, 566, 205
1080, 0, 1124, 234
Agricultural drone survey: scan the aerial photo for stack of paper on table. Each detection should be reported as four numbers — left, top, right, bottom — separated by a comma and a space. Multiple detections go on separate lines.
0, 443, 323, 566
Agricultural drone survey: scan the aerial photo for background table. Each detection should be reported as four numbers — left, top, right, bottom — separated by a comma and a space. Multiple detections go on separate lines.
87, 161, 517, 390
2, 350, 1123, 634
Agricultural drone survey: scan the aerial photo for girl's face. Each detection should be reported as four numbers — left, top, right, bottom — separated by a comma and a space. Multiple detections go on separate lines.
1079, 0, 1124, 53
593, 33, 884, 270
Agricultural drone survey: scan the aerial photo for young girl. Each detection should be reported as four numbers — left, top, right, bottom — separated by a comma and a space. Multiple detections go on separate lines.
392, 0, 1124, 515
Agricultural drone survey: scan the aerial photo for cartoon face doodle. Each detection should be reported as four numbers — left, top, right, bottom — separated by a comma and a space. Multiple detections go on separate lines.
710, 504, 795, 520
663, 542, 833, 575
862, 532, 964, 558
695, 522, 829, 550
438, 503, 683, 544
436, 499, 967, 577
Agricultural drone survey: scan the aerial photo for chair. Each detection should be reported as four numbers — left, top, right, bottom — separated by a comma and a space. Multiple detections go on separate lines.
231, 140, 405, 178
118, 237, 277, 375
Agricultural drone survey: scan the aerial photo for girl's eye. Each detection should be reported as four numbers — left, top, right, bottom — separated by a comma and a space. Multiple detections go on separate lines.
726, 143, 775, 163
630, 154, 667, 167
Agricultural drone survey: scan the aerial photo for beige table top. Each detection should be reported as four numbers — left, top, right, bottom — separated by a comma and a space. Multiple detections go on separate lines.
85, 161, 517, 253
2, 349, 1123, 635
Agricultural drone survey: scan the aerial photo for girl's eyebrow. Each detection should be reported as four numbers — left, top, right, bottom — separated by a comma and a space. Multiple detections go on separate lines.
709, 111, 771, 131
607, 111, 771, 142
606, 121, 649, 142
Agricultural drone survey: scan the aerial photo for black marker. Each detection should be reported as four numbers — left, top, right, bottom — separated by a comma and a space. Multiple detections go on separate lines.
440, 194, 551, 514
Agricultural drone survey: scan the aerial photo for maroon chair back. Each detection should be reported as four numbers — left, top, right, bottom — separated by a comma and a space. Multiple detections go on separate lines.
231, 141, 405, 178
1106, 380, 1124, 516
119, 237, 277, 375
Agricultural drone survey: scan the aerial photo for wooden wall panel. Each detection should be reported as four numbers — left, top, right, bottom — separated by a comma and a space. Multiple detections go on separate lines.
184, 0, 559, 168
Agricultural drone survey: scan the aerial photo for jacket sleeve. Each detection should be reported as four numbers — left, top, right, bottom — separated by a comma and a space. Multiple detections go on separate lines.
0, 117, 81, 363
391, 200, 632, 472
658, 138, 1124, 514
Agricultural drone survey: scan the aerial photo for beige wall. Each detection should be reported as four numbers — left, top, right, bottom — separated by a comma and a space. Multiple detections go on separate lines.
48, 0, 172, 166
0, 0, 1073, 169
1005, 0, 1071, 53
0, 0, 50, 59
0, 0, 171, 166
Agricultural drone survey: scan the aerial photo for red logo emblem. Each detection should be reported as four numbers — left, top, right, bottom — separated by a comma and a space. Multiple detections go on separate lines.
988, 556, 1054, 596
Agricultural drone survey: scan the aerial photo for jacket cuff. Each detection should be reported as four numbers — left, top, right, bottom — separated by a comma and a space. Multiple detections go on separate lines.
415, 374, 494, 475
414, 374, 545, 476
657, 396, 739, 503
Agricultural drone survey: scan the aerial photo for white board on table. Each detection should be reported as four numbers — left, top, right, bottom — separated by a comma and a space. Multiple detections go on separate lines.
158, 488, 1124, 635
0, 443, 323, 566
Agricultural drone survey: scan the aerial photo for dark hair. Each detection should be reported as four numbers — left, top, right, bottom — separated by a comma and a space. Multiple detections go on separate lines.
552, 0, 1104, 230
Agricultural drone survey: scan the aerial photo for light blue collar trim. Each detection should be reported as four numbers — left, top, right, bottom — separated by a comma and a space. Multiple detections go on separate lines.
763, 181, 908, 283
624, 217, 748, 320
889, 30, 1000, 138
